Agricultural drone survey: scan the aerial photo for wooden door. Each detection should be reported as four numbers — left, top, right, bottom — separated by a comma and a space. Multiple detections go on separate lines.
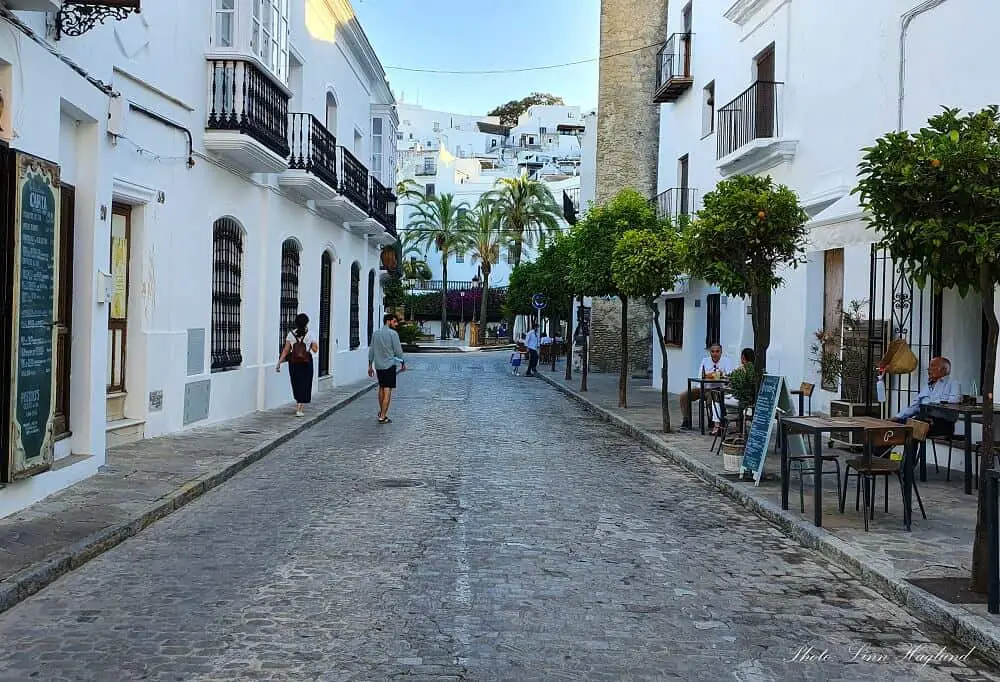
678, 155, 690, 216
53, 184, 74, 436
681, 3, 692, 77
823, 249, 845, 392
107, 203, 131, 394
755, 44, 776, 139
319, 252, 332, 376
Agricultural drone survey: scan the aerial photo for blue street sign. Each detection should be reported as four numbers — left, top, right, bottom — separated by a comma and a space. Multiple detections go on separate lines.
531, 293, 547, 310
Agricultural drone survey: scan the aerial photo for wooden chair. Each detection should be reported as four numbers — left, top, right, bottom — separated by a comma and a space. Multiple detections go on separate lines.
791, 382, 815, 416
840, 425, 913, 532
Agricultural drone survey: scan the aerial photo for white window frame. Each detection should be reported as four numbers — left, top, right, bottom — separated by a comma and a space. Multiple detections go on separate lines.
372, 117, 383, 178
251, 0, 290, 82
213, 0, 237, 47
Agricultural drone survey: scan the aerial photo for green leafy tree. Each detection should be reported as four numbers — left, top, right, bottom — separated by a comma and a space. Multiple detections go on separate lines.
612, 221, 684, 431
506, 260, 544, 318
854, 106, 1000, 593
682, 174, 808, 379
381, 273, 406, 309
494, 175, 562, 268
488, 92, 565, 126
467, 196, 504, 327
569, 188, 651, 406
406, 193, 473, 339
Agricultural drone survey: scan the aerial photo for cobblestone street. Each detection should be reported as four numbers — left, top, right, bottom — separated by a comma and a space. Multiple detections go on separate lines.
0, 356, 998, 681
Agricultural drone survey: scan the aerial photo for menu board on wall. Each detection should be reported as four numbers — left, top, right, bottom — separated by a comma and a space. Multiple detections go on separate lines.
5, 151, 60, 482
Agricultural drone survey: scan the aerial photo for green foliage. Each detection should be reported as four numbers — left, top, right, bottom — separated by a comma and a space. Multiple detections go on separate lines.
493, 176, 562, 267
506, 261, 544, 317
570, 188, 654, 297
405, 193, 473, 264
854, 106, 1000, 296
396, 322, 421, 346
682, 174, 808, 297
505, 235, 575, 320
402, 258, 432, 281
467, 196, 503, 278
488, 92, 564, 126
728, 362, 761, 408
611, 221, 683, 302
381, 274, 406, 308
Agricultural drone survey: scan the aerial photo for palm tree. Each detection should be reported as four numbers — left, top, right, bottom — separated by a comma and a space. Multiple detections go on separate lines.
493, 175, 562, 268
467, 197, 504, 329
407, 193, 472, 339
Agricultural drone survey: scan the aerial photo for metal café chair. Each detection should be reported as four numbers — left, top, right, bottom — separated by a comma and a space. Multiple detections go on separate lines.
708, 388, 741, 454
840, 424, 918, 531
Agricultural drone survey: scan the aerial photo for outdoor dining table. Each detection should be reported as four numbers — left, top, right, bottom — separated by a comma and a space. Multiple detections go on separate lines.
686, 376, 731, 435
919, 402, 982, 494
779, 415, 902, 528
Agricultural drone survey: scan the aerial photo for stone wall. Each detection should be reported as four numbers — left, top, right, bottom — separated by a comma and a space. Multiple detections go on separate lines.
589, 0, 666, 376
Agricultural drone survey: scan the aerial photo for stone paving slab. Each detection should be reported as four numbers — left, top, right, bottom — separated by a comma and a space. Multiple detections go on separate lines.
538, 365, 1000, 664
0, 379, 375, 615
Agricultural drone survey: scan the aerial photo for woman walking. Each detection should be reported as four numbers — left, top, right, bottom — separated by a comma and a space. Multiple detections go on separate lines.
276, 313, 318, 416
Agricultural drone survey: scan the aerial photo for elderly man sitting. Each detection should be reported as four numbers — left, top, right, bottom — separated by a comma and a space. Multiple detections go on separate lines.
891, 356, 961, 438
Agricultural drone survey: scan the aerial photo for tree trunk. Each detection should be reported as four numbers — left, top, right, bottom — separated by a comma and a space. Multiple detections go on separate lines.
971, 267, 998, 593
550, 310, 560, 372
580, 296, 589, 392
512, 230, 524, 267
619, 296, 629, 408
480, 270, 490, 334
750, 287, 773, 382
565, 294, 574, 381
649, 298, 671, 432
440, 259, 449, 340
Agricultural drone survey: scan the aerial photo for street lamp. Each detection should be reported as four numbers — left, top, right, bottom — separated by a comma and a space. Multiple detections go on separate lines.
471, 274, 481, 322
460, 290, 466, 325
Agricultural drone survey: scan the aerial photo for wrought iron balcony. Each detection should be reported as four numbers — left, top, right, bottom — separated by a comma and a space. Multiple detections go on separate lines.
288, 113, 337, 190
369, 177, 397, 237
338, 147, 369, 212
206, 59, 290, 172
654, 33, 694, 103
655, 187, 697, 220
717, 80, 783, 160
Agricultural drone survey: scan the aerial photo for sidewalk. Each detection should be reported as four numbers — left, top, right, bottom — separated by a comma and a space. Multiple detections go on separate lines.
538, 364, 1000, 664
0, 379, 375, 614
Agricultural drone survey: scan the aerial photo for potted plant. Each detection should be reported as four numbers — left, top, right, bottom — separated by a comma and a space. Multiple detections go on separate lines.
720, 361, 760, 471
808, 299, 869, 402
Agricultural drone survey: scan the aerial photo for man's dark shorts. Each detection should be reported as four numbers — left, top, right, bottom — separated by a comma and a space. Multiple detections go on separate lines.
376, 367, 397, 389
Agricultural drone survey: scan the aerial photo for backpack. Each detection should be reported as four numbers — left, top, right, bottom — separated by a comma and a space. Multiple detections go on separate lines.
290, 332, 310, 363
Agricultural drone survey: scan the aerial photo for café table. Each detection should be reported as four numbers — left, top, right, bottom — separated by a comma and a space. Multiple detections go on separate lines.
779, 415, 902, 527
919, 402, 981, 495
686, 376, 731, 435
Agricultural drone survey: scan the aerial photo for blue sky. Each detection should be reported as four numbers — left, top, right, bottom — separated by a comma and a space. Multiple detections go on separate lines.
353, 0, 600, 116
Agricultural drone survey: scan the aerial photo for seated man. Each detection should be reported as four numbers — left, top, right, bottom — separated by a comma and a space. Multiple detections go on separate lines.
679, 343, 736, 430
890, 356, 961, 439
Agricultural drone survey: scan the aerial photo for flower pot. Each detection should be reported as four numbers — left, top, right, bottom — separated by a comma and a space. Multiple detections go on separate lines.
721, 438, 744, 473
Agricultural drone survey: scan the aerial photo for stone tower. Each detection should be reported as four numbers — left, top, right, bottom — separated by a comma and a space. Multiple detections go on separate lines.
588, 0, 667, 376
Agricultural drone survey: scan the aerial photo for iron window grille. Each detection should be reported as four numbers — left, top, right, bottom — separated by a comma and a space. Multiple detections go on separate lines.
367, 270, 376, 345
350, 262, 361, 349
664, 298, 685, 347
212, 218, 244, 370
280, 239, 300, 352
319, 252, 332, 376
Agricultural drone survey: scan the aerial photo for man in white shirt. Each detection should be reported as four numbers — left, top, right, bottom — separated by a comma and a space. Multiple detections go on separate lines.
524, 323, 540, 377
892, 356, 961, 434
679, 343, 736, 430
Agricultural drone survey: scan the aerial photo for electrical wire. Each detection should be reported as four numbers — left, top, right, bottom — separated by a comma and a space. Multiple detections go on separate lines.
114, 134, 191, 163
385, 41, 660, 75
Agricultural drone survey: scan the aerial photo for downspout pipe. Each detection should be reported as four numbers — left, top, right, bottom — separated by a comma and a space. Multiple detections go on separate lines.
898, 0, 950, 131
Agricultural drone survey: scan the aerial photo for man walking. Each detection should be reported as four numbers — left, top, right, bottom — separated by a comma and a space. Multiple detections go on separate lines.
524, 322, 540, 377
368, 314, 406, 423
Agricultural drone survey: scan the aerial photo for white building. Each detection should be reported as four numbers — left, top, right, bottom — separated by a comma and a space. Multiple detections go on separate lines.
397, 102, 584, 292
0, 0, 398, 517
651, 0, 999, 451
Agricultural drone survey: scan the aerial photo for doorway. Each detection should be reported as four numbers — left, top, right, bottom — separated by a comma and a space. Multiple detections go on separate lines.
319, 251, 332, 377
54, 184, 75, 437
678, 154, 690, 216
107, 204, 131, 402
706, 293, 721, 348
754, 44, 776, 139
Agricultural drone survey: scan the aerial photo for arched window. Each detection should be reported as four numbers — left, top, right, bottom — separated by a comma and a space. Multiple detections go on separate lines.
367, 269, 376, 345
212, 218, 243, 371
325, 91, 338, 136
319, 252, 333, 376
280, 239, 300, 351
349, 262, 361, 349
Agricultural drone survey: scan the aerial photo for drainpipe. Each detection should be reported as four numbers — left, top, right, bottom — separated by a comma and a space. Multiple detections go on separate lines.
898, 0, 950, 131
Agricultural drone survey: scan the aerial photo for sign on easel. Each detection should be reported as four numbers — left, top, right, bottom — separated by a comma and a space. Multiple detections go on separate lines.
740, 374, 783, 485
3, 151, 60, 483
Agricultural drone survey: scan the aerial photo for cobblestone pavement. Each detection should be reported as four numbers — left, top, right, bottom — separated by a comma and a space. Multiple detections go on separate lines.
0, 356, 998, 681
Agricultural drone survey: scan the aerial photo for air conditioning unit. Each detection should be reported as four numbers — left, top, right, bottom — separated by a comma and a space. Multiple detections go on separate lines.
828, 400, 883, 449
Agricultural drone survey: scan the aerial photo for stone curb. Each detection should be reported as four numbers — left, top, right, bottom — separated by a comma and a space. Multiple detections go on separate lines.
539, 373, 1000, 666
0, 382, 376, 615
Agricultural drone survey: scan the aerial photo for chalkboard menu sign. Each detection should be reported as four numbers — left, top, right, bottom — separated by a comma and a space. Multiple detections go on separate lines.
740, 374, 784, 485
5, 151, 60, 482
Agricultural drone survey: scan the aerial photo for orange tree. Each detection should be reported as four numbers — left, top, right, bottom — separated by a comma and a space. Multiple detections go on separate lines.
855, 106, 1000, 593
682, 174, 808, 380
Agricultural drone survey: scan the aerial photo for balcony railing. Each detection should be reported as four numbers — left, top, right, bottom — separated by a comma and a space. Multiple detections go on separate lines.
406, 280, 479, 292
207, 59, 290, 159
654, 33, 694, 103
288, 113, 337, 190
369, 177, 397, 236
717, 81, 783, 160
338, 147, 369, 211
655, 187, 697, 220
